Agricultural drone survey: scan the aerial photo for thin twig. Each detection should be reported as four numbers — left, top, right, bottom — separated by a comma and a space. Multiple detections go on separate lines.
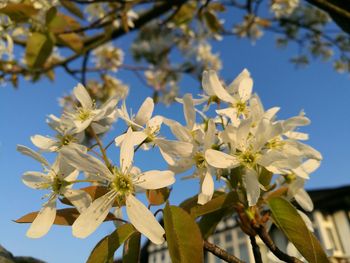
81, 51, 90, 86
89, 127, 112, 169
203, 240, 245, 263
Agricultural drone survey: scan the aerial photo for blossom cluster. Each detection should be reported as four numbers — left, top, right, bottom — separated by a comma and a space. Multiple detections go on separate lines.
17, 69, 321, 244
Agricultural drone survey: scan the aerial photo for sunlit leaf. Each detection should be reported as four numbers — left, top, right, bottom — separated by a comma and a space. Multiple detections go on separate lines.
60, 0, 84, 19
25, 32, 54, 68
190, 191, 238, 218
203, 11, 223, 33
57, 33, 83, 53
164, 203, 204, 263
15, 208, 117, 226
87, 224, 137, 263
172, 3, 197, 25
268, 197, 329, 263
0, 3, 38, 22
48, 12, 81, 34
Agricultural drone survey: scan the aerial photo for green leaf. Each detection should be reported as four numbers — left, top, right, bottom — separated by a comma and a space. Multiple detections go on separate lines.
25, 32, 54, 68
87, 224, 137, 263
258, 166, 273, 187
172, 3, 197, 25
60, 0, 84, 19
203, 11, 223, 33
0, 3, 38, 22
57, 33, 83, 53
122, 232, 141, 263
198, 207, 234, 239
163, 203, 204, 263
48, 12, 81, 33
268, 198, 329, 263
190, 191, 238, 218
179, 191, 225, 213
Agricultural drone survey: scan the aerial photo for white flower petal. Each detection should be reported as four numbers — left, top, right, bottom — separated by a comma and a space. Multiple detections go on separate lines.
238, 77, 253, 102
72, 191, 116, 238
73, 83, 93, 109
73, 118, 94, 133
242, 169, 260, 206
202, 71, 215, 96
62, 188, 92, 213
183, 94, 196, 129
120, 128, 134, 172
204, 119, 216, 150
60, 147, 113, 180
126, 194, 165, 244
135, 170, 175, 190
198, 171, 214, 205
147, 115, 163, 134
206, 70, 234, 103
155, 139, 193, 158
17, 145, 49, 167
27, 196, 56, 238
169, 158, 194, 174
135, 97, 154, 127
227, 68, 250, 93
115, 131, 148, 147
30, 135, 58, 152
22, 172, 52, 189
205, 149, 239, 169
283, 116, 310, 132
164, 119, 192, 142
294, 189, 313, 212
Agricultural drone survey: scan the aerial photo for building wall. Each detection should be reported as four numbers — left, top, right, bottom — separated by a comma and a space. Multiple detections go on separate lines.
146, 209, 350, 262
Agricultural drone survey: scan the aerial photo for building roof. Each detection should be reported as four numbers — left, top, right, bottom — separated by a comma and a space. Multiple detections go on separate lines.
307, 185, 350, 212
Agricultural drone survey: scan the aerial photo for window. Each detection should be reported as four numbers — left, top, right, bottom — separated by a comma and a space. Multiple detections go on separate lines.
225, 232, 232, 242
215, 256, 223, 263
213, 235, 221, 245
237, 230, 245, 240
239, 243, 249, 262
226, 246, 234, 255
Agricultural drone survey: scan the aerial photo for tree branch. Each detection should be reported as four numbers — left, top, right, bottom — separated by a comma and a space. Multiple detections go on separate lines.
252, 224, 303, 263
249, 235, 263, 263
203, 240, 245, 263
305, 0, 350, 20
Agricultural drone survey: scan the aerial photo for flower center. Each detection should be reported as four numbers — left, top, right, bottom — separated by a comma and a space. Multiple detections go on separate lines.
51, 177, 68, 194
111, 168, 133, 196
266, 138, 284, 150
57, 134, 76, 146
76, 107, 92, 121
194, 152, 205, 168
234, 101, 247, 116
239, 151, 257, 168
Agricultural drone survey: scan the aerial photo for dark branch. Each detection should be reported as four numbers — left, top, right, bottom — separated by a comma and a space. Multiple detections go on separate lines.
249, 235, 263, 263
252, 224, 303, 263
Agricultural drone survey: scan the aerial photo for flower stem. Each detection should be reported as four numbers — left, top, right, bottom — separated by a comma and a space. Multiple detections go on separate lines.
89, 127, 112, 169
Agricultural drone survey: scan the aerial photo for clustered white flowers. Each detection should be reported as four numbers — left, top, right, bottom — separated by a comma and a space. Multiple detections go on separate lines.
270, 0, 300, 18
18, 68, 321, 245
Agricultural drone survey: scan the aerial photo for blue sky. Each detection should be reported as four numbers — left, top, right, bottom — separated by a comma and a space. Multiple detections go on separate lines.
1, 25, 350, 263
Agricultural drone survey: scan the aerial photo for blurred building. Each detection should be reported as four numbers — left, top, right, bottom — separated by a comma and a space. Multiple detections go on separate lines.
140, 185, 350, 263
